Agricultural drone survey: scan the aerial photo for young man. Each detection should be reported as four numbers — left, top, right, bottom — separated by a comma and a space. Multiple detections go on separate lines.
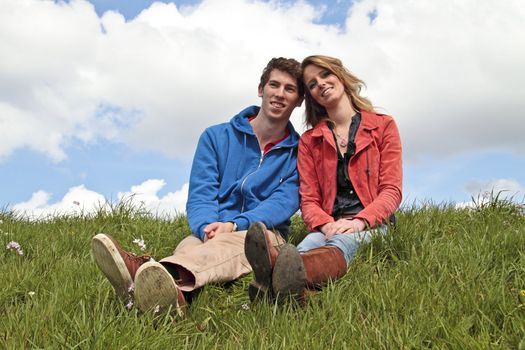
91, 57, 303, 314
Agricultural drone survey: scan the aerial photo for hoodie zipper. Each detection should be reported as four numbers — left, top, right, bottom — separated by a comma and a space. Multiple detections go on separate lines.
240, 147, 283, 213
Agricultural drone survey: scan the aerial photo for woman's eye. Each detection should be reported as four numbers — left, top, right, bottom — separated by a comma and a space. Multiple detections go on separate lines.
321, 70, 331, 78
308, 82, 317, 90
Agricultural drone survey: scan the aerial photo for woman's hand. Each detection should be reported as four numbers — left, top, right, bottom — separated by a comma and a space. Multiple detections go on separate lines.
319, 222, 337, 240
320, 219, 366, 240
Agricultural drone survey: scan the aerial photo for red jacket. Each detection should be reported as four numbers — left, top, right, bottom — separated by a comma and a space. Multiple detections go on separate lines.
298, 111, 402, 232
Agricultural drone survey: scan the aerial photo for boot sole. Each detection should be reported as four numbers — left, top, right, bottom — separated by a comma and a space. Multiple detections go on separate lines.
245, 223, 273, 299
91, 233, 133, 301
272, 244, 306, 300
134, 261, 183, 316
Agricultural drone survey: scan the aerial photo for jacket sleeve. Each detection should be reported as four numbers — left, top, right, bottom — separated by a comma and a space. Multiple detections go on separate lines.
231, 161, 300, 231
186, 129, 221, 240
354, 117, 403, 226
298, 137, 335, 232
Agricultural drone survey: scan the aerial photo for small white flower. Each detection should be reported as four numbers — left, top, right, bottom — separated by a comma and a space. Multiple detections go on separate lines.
0, 219, 3, 224
132, 238, 146, 251
6, 241, 24, 255
153, 305, 160, 314
28, 291, 36, 296
128, 282, 135, 293
126, 300, 134, 310
241, 303, 250, 310
6, 241, 20, 250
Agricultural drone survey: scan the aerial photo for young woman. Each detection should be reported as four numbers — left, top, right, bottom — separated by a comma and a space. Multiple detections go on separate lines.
244, 55, 402, 301
271, 55, 403, 298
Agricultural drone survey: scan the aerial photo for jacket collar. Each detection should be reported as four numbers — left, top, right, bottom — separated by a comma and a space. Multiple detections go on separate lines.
310, 110, 380, 153
310, 110, 379, 137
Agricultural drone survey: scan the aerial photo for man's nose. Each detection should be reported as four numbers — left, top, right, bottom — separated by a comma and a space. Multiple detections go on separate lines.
274, 86, 285, 98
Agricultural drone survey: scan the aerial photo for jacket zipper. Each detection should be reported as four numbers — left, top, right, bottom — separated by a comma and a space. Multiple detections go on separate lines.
365, 148, 372, 196
240, 147, 283, 213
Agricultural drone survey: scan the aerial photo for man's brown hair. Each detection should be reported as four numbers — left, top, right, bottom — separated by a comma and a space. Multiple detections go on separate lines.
259, 57, 304, 97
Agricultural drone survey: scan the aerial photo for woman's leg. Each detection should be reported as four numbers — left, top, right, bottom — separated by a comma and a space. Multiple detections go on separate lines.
296, 232, 327, 253
325, 225, 387, 264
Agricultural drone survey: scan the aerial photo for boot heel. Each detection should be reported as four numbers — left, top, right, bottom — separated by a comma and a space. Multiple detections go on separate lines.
272, 244, 306, 301
248, 281, 271, 302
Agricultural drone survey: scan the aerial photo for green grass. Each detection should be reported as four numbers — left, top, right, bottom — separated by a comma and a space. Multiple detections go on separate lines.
1, 200, 525, 349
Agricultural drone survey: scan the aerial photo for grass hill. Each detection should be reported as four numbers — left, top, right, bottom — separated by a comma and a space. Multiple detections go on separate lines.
1, 199, 525, 349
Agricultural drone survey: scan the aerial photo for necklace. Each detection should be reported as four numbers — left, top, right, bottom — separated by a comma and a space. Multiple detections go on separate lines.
333, 129, 348, 148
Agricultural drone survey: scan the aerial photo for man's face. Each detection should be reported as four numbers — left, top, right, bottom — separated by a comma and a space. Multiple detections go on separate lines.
258, 69, 302, 122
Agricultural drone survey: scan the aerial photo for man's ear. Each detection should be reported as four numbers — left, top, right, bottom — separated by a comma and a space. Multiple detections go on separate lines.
258, 85, 263, 97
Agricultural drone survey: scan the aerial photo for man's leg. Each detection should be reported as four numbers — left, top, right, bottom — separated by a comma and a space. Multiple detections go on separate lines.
159, 230, 251, 291
135, 230, 252, 314
173, 235, 204, 255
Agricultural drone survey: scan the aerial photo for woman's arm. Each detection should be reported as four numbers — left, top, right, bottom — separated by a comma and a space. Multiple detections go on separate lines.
298, 136, 335, 232
353, 117, 403, 226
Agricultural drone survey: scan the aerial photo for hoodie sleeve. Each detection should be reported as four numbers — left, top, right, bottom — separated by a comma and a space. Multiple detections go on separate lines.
186, 128, 221, 240
230, 161, 300, 231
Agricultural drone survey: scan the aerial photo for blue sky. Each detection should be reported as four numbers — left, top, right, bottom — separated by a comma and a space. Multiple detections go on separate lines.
1, 0, 524, 217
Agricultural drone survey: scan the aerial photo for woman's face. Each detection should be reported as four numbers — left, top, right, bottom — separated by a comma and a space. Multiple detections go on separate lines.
303, 64, 345, 109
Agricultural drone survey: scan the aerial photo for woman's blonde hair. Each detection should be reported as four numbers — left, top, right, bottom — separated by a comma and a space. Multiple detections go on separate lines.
301, 55, 374, 127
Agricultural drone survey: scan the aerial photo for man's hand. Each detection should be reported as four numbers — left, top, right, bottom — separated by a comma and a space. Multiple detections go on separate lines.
203, 222, 235, 239
319, 219, 366, 240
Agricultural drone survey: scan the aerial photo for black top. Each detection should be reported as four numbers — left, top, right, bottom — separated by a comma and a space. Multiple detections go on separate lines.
330, 113, 364, 218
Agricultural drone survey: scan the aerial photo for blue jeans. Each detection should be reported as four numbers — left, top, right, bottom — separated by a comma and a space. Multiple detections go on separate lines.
296, 225, 387, 264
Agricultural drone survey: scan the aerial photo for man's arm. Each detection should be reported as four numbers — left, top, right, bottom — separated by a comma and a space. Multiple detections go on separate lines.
186, 129, 221, 240
230, 166, 300, 231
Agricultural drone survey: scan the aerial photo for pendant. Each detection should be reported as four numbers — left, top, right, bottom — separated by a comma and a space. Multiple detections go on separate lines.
339, 139, 348, 148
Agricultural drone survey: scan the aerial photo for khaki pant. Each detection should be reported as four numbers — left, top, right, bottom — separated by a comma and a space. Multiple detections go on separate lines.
160, 230, 284, 291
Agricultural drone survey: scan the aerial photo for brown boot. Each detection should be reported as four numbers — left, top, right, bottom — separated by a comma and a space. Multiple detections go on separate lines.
302, 246, 347, 288
244, 222, 282, 301
273, 245, 347, 300
91, 233, 151, 301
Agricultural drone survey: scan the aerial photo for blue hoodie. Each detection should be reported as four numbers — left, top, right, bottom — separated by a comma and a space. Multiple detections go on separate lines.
186, 105, 300, 241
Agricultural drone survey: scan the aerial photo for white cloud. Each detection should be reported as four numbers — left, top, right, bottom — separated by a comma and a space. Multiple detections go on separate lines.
12, 185, 106, 218
456, 178, 525, 209
1, 0, 524, 163
464, 178, 525, 199
117, 179, 188, 217
12, 180, 189, 219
